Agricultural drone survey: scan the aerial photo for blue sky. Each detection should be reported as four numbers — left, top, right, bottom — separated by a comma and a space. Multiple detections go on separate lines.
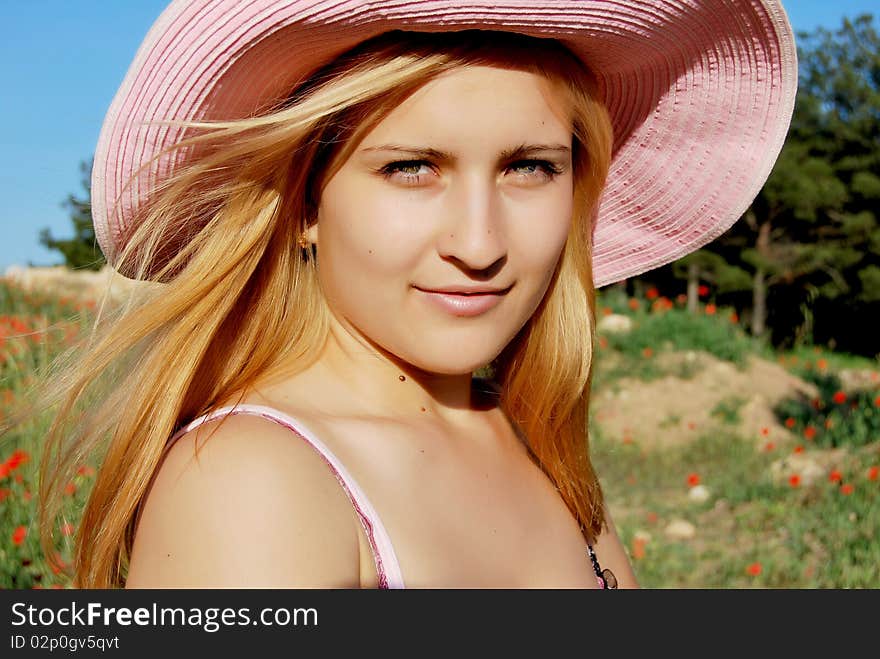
1, 0, 877, 272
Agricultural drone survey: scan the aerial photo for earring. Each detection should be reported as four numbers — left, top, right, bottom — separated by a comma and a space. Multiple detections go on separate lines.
297, 232, 310, 249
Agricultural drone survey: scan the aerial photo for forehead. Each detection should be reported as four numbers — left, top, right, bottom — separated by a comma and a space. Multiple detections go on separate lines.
361, 64, 573, 145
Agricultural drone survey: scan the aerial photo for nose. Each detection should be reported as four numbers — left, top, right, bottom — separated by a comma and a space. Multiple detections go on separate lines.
437, 174, 507, 274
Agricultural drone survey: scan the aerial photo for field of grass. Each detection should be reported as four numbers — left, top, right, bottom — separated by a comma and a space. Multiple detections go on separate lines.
591, 287, 880, 588
0, 277, 877, 588
0, 280, 96, 588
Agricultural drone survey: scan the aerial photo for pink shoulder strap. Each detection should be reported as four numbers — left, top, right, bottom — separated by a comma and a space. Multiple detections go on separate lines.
168, 403, 405, 589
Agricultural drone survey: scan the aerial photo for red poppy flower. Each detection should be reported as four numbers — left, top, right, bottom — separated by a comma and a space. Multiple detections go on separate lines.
832, 391, 846, 405
704, 303, 717, 315
64, 482, 76, 496
687, 473, 700, 487
803, 426, 816, 440
784, 417, 796, 429
746, 562, 762, 577
642, 347, 654, 358
12, 525, 27, 546
763, 442, 775, 452
61, 523, 75, 537
788, 474, 801, 488
0, 488, 10, 502
816, 359, 828, 371
698, 285, 709, 297
687, 421, 697, 431
874, 395, 880, 408
602, 307, 613, 316
645, 512, 658, 524
760, 427, 770, 437
729, 312, 739, 323
646, 287, 659, 300
793, 445, 805, 454
598, 336, 609, 350
76, 465, 96, 477
5, 449, 29, 470
631, 537, 647, 560
829, 470, 842, 483
628, 298, 640, 310
840, 483, 854, 496
868, 466, 879, 482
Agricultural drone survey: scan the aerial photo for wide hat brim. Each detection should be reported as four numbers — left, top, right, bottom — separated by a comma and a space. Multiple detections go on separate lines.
92, 0, 797, 287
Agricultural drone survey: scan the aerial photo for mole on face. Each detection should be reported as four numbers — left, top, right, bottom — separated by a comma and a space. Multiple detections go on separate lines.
399, 375, 406, 382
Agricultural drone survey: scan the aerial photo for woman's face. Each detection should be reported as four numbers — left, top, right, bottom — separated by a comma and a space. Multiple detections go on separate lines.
308, 64, 574, 375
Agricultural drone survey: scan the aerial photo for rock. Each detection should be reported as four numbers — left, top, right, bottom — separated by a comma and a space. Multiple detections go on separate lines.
769, 453, 826, 486
688, 484, 711, 503
838, 368, 880, 394
597, 313, 633, 334
664, 518, 696, 540
633, 530, 653, 544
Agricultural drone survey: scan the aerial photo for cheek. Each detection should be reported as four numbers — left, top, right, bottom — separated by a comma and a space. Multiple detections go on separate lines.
317, 176, 431, 285
510, 187, 574, 280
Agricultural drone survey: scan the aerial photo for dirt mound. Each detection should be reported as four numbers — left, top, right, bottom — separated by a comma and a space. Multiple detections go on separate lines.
3, 265, 144, 302
592, 351, 819, 448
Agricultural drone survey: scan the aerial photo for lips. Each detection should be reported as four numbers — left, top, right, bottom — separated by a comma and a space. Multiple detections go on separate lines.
414, 284, 509, 317
414, 284, 511, 295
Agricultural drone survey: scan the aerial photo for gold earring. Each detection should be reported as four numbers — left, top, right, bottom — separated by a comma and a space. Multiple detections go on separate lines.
297, 232, 310, 249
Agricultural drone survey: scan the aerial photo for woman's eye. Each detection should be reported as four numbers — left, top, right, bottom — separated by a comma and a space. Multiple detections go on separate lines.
507, 160, 563, 181
379, 160, 433, 184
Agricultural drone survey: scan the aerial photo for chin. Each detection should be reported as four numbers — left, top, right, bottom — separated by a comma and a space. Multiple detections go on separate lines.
403, 346, 503, 377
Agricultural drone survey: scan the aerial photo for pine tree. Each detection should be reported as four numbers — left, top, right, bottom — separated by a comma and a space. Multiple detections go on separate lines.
39, 158, 105, 271
659, 15, 879, 353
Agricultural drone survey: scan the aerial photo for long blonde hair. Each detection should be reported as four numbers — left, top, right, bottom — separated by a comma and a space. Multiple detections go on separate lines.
27, 29, 613, 588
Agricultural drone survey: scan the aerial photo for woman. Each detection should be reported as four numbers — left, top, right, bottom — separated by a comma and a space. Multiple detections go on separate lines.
32, 0, 796, 588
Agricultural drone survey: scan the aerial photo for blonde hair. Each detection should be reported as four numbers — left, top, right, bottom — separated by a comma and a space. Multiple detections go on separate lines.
25, 29, 613, 588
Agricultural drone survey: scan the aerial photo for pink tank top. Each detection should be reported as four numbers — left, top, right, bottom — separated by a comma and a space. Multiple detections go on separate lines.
170, 403, 613, 589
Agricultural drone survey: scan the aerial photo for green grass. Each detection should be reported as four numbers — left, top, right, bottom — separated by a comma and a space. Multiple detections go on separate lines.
594, 291, 763, 386
591, 425, 880, 588
710, 396, 747, 425
779, 345, 879, 372
0, 279, 95, 589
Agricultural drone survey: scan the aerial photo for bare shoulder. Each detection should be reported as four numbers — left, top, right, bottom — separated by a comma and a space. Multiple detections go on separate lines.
126, 412, 361, 588
593, 504, 640, 589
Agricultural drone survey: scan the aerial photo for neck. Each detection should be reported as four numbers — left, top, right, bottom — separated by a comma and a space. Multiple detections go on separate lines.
311, 316, 492, 425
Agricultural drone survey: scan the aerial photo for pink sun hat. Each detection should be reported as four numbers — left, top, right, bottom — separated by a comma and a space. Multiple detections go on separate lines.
92, 0, 797, 287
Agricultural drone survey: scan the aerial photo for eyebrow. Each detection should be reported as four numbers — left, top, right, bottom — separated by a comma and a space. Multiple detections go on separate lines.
359, 143, 571, 161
